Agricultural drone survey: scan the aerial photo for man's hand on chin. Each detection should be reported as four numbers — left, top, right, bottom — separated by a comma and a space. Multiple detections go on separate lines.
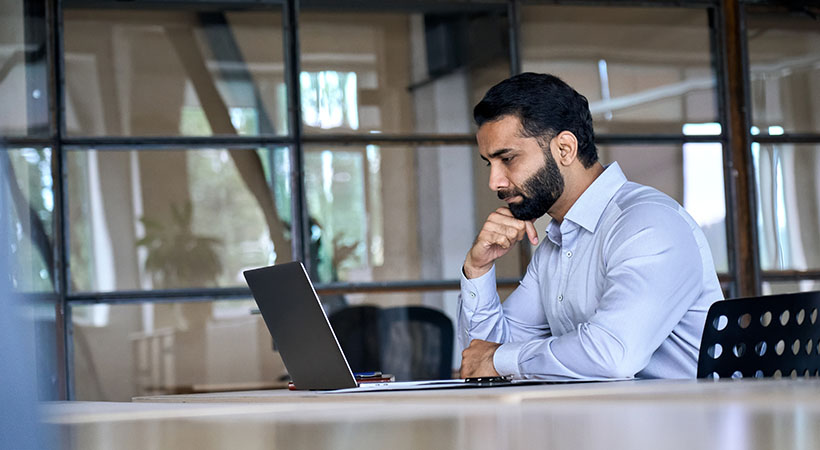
459, 339, 502, 378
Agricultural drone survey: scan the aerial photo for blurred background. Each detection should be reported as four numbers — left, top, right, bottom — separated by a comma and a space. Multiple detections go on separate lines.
1, 0, 818, 401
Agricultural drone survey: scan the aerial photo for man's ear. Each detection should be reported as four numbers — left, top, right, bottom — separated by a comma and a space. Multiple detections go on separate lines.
554, 131, 578, 166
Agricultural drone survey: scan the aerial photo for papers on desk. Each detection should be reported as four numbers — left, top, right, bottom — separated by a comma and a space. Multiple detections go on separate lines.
319, 377, 631, 394
323, 379, 471, 394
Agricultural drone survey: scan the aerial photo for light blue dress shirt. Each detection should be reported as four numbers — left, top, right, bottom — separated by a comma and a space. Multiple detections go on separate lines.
458, 162, 724, 379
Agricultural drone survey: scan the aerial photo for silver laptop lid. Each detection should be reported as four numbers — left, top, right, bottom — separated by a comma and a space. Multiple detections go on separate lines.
244, 262, 357, 390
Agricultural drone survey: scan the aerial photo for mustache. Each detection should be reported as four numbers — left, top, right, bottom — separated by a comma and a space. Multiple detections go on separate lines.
497, 189, 522, 201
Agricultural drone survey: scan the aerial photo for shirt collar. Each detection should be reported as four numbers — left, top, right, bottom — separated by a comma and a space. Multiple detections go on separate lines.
562, 161, 627, 233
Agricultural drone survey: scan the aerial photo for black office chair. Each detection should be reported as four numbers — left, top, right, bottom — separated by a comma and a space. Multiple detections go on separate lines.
697, 290, 820, 379
328, 305, 454, 381
378, 306, 454, 381
327, 305, 382, 374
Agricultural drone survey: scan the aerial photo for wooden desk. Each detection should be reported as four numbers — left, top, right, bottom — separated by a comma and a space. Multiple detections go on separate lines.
45, 379, 820, 450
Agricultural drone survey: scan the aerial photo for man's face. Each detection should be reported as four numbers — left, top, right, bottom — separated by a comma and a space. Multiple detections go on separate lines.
476, 115, 565, 221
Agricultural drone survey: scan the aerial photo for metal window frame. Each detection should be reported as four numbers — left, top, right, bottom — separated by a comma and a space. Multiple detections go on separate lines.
4, 0, 820, 400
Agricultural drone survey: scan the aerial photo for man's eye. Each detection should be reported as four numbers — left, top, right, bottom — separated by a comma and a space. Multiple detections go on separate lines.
502, 156, 514, 164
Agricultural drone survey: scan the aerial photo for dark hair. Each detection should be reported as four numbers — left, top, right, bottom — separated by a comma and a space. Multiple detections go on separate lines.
474, 72, 598, 168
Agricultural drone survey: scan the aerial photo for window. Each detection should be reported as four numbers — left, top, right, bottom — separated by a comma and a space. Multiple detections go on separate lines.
753, 143, 820, 271
3, 148, 54, 292
63, 9, 287, 137
746, 5, 820, 290
521, 5, 717, 134
67, 147, 291, 292
0, 0, 49, 135
747, 9, 820, 135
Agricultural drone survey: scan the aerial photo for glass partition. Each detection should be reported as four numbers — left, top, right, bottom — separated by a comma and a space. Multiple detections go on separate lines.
747, 9, 820, 134
71, 289, 496, 400
299, 9, 510, 135
754, 144, 820, 271
762, 280, 820, 296
2, 148, 55, 292
0, 0, 50, 135
520, 5, 717, 135
63, 9, 287, 137
71, 299, 284, 401
303, 144, 524, 284
67, 147, 292, 292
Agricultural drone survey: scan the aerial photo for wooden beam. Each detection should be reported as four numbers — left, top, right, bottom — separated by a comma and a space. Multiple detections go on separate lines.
720, 0, 760, 297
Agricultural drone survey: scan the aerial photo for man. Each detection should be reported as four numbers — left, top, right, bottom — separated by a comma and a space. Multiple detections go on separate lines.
458, 73, 723, 380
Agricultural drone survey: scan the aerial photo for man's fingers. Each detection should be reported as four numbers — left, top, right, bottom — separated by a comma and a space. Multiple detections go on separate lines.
488, 210, 525, 228
482, 221, 525, 243
486, 231, 513, 249
487, 209, 537, 245
460, 341, 478, 378
486, 212, 528, 236
467, 207, 536, 276
525, 220, 539, 246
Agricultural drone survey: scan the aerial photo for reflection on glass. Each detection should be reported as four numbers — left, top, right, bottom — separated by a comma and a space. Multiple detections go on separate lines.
1, 149, 54, 292
762, 281, 820, 296
583, 143, 729, 273
67, 148, 291, 292
63, 9, 287, 137
0, 0, 50, 135
71, 299, 286, 401
299, 10, 510, 135
301, 71, 359, 130
305, 148, 370, 282
520, 5, 716, 134
324, 292, 455, 380
747, 10, 820, 134
754, 144, 820, 271
303, 145, 524, 285
70, 291, 469, 400
682, 123, 727, 274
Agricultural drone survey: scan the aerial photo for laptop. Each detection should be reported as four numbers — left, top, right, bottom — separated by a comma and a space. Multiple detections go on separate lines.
244, 262, 623, 392
243, 261, 530, 392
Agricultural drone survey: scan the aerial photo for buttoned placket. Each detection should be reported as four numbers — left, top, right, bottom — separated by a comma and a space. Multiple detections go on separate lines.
555, 222, 579, 331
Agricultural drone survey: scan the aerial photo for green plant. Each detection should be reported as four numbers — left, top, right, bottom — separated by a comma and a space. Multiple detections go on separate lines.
136, 202, 223, 289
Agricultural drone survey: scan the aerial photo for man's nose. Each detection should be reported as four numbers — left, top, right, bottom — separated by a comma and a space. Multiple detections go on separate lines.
488, 165, 509, 191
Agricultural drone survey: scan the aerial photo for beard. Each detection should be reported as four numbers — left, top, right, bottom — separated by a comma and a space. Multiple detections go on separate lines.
497, 150, 564, 221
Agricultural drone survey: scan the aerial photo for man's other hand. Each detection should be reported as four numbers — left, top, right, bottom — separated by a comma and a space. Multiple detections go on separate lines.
463, 207, 537, 279
459, 339, 502, 378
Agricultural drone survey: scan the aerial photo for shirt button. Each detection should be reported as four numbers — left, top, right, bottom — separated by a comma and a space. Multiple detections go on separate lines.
566, 251, 573, 258
469, 292, 476, 298
557, 295, 563, 302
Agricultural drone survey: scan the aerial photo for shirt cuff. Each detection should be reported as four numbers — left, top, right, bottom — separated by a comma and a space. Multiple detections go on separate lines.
460, 264, 497, 313
493, 341, 525, 379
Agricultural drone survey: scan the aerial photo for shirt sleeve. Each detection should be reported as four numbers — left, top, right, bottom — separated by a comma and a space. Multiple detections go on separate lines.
457, 247, 551, 359
506, 204, 705, 379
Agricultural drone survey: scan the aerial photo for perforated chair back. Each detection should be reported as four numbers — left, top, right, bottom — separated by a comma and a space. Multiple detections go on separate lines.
697, 291, 820, 379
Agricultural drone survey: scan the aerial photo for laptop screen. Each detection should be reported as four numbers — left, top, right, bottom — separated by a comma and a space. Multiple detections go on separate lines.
244, 262, 358, 390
